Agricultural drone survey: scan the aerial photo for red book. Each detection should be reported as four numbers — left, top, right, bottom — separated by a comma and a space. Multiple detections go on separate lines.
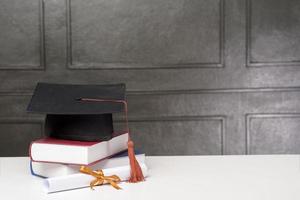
29, 133, 128, 165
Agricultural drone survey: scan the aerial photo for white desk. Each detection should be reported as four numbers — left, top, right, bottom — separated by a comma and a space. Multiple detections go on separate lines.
1, 155, 300, 200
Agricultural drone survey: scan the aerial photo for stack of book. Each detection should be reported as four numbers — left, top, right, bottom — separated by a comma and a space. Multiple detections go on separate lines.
29, 132, 147, 193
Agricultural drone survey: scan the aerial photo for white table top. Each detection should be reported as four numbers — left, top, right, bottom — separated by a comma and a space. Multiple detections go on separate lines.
1, 155, 300, 200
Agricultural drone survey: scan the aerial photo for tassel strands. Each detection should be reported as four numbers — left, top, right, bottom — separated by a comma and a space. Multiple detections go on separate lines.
127, 140, 145, 182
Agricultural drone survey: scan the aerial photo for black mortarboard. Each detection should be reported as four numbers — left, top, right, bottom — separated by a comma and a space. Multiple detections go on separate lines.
27, 82, 126, 141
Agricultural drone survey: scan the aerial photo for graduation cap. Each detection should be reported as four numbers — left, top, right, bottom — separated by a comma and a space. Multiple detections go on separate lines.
27, 82, 144, 182
27, 82, 126, 142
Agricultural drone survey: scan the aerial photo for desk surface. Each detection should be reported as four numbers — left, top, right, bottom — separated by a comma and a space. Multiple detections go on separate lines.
0, 155, 300, 200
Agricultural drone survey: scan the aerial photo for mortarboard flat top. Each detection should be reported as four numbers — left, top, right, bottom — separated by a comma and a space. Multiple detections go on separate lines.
27, 82, 126, 115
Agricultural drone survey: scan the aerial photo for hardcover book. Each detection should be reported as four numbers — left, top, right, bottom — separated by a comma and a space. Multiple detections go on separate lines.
30, 150, 145, 178
29, 133, 128, 165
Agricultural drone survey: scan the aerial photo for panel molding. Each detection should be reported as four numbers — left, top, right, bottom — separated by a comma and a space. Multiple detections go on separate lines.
246, 0, 300, 68
120, 115, 226, 155
0, 117, 43, 124
0, 92, 226, 154
127, 86, 300, 95
66, 0, 225, 70
0, 0, 46, 70
0, 118, 44, 156
245, 113, 300, 154
0, 117, 44, 134
2, 86, 300, 96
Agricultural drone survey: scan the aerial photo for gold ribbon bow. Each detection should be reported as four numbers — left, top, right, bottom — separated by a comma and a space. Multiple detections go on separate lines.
80, 166, 122, 190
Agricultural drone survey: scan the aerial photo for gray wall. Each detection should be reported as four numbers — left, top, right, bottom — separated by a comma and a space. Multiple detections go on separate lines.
1, 0, 300, 156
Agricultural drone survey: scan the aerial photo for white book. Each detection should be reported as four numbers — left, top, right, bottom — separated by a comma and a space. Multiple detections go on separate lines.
30, 133, 128, 165
31, 151, 145, 178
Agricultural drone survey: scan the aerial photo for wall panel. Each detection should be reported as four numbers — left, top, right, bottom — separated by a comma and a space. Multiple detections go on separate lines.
0, 0, 45, 70
0, 0, 300, 155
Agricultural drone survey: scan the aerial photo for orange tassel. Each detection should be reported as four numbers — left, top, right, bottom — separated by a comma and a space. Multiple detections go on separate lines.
127, 140, 145, 183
